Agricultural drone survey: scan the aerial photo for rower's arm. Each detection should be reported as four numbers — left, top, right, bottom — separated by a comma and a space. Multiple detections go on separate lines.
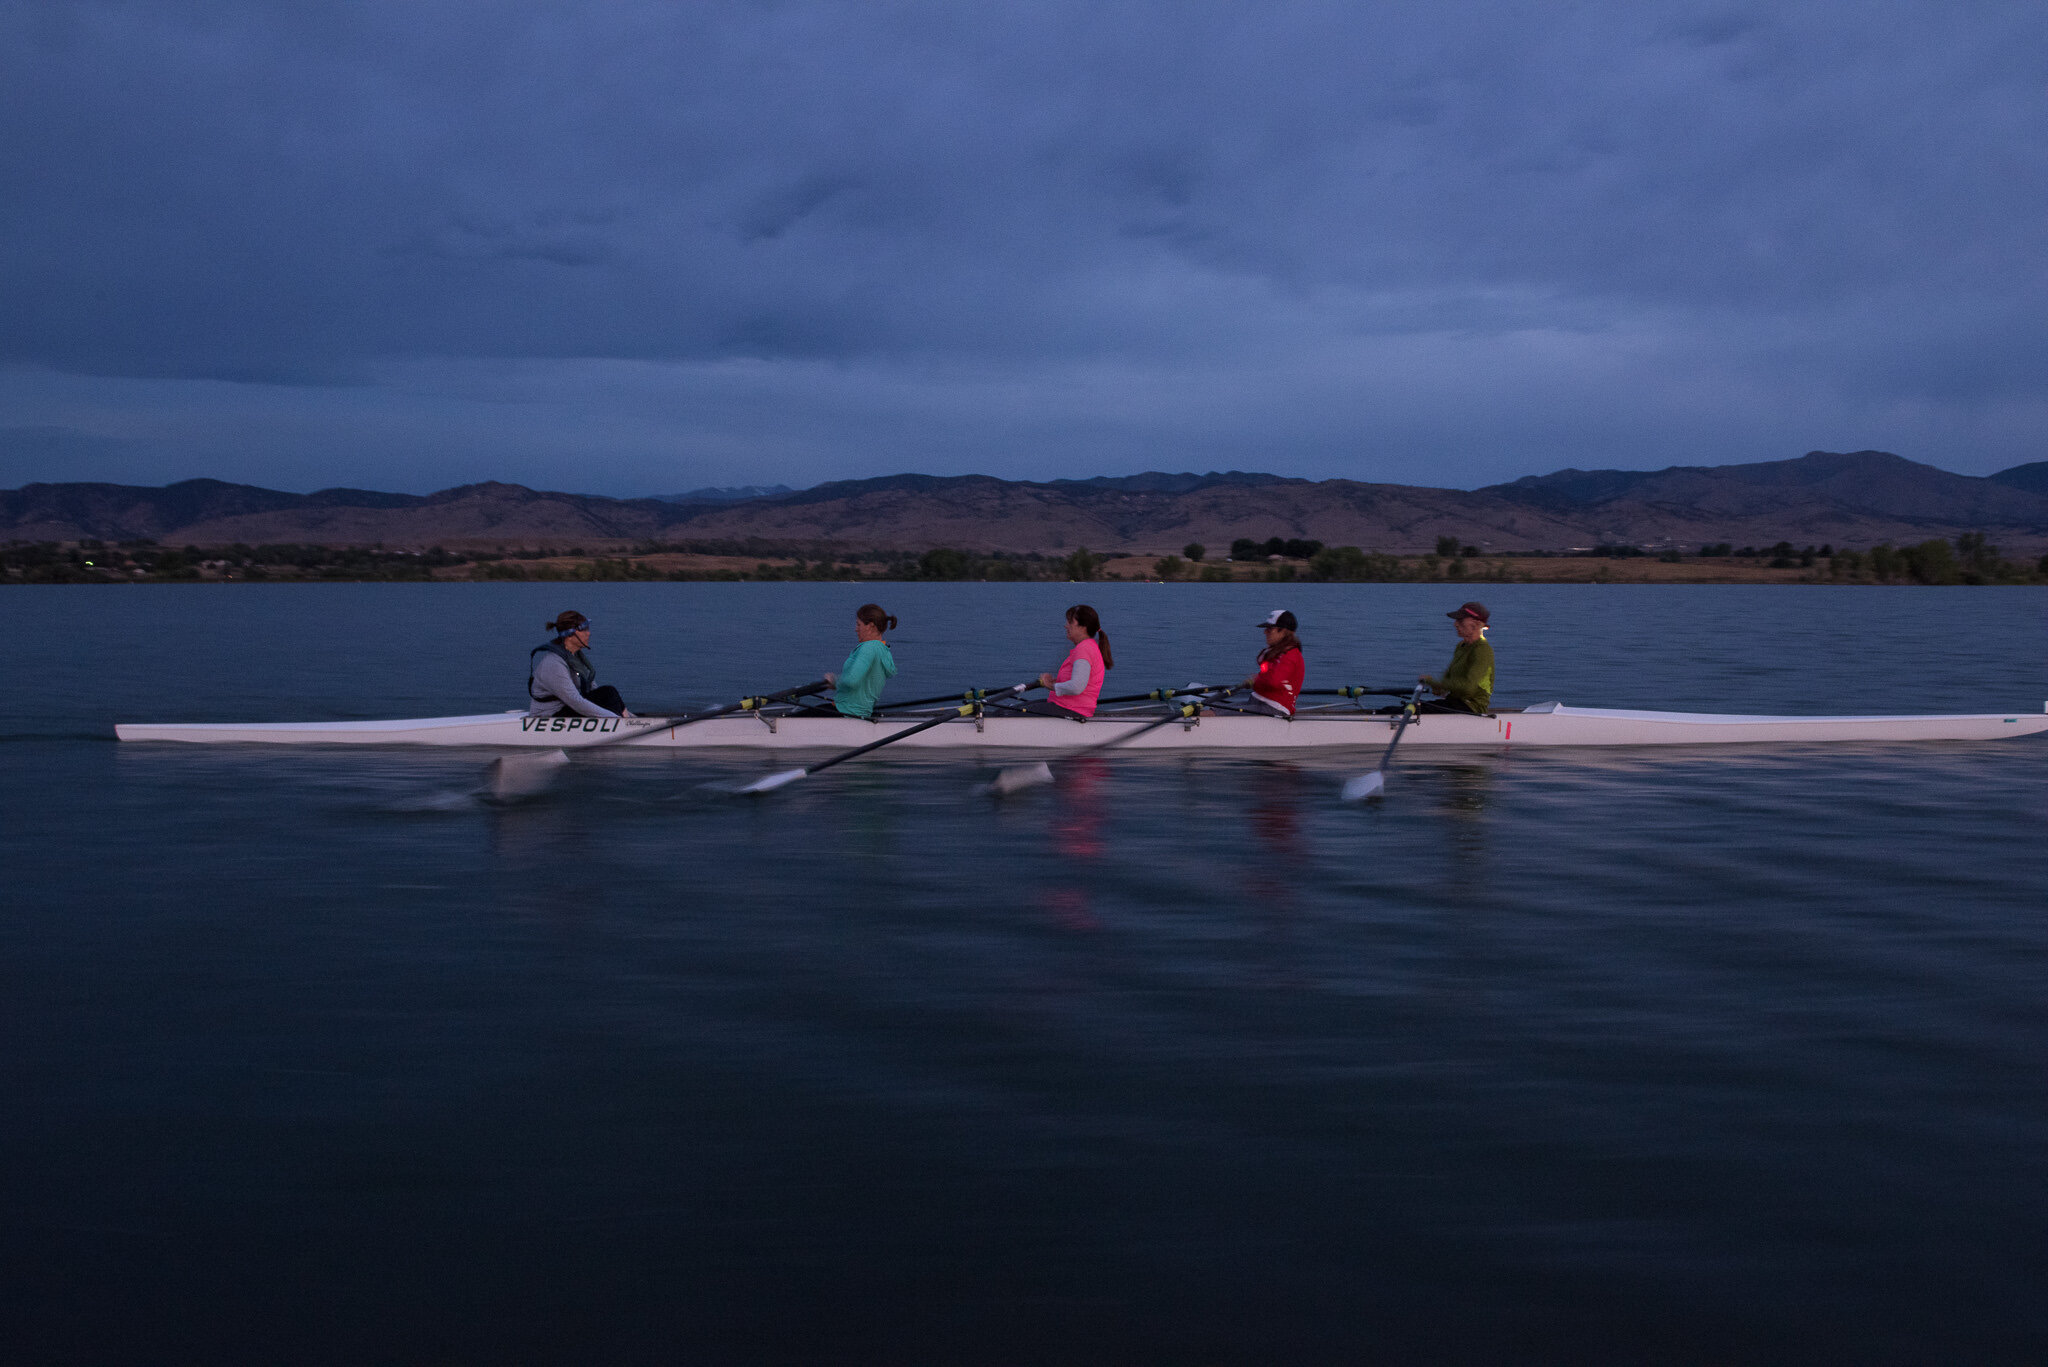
837, 641, 896, 695
1051, 657, 1092, 697
852, 642, 891, 689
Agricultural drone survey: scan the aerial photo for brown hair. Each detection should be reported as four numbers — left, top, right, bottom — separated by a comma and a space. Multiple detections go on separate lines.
855, 603, 897, 633
1259, 629, 1301, 664
547, 610, 588, 636
1065, 604, 1112, 670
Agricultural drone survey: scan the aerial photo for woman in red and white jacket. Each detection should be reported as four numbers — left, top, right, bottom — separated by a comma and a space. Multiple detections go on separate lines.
1244, 609, 1305, 716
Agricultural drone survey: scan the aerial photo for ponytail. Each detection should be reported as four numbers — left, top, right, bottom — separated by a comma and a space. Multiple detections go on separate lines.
1066, 604, 1113, 670
855, 602, 897, 633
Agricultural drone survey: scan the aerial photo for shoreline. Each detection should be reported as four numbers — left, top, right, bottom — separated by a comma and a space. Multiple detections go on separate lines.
7, 533, 2045, 587
7, 551, 2046, 587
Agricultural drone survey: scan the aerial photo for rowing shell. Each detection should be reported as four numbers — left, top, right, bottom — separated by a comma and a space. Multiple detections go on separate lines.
114, 702, 2048, 749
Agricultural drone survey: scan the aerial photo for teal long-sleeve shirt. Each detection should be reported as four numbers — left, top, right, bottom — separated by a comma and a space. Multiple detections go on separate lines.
833, 639, 897, 718
1424, 637, 1494, 714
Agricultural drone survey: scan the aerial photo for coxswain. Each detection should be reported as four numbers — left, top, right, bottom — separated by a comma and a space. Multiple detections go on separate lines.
1418, 601, 1493, 714
824, 603, 899, 718
1019, 604, 1113, 718
1243, 609, 1305, 716
528, 611, 631, 719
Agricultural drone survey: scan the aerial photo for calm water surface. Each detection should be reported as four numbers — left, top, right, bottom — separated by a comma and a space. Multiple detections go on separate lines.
4, 583, 2046, 1364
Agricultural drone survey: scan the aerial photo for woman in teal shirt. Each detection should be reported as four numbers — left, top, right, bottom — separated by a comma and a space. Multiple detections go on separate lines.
826, 603, 898, 718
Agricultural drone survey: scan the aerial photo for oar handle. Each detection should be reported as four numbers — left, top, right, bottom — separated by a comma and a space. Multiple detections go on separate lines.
740, 678, 834, 711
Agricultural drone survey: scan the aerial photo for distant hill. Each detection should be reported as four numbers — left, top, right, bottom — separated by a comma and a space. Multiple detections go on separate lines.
1046, 471, 1306, 495
650, 484, 796, 505
1483, 450, 2044, 526
6, 452, 2047, 553
657, 452, 2048, 553
0, 478, 706, 546
1988, 461, 2048, 496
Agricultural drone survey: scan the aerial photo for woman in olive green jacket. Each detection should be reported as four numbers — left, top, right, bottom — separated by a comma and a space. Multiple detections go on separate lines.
1419, 601, 1494, 714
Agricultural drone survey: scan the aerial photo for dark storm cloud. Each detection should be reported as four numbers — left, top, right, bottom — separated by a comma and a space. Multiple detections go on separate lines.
1, 0, 2043, 490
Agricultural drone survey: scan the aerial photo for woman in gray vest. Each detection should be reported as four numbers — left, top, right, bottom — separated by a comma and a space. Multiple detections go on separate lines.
528, 611, 631, 719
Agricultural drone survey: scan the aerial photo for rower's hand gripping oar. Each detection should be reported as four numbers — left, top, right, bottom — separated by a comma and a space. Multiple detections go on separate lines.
1341, 684, 1427, 802
737, 684, 1036, 795
486, 678, 830, 801
986, 687, 1229, 796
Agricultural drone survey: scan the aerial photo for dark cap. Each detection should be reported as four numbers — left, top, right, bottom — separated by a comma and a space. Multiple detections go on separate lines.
1257, 609, 1297, 631
548, 610, 590, 635
1447, 601, 1489, 624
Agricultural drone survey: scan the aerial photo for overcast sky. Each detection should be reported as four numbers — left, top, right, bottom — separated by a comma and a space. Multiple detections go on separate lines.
2, 0, 2043, 494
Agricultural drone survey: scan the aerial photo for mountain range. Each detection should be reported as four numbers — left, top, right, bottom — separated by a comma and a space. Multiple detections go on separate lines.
5, 451, 2046, 554
651, 483, 797, 505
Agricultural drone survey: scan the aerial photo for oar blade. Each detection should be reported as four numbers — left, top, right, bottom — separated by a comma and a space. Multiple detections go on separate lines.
485, 749, 570, 802
1340, 769, 1386, 802
736, 767, 808, 795
985, 762, 1055, 796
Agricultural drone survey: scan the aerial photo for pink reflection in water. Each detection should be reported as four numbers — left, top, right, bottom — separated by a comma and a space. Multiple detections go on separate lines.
1042, 757, 1107, 930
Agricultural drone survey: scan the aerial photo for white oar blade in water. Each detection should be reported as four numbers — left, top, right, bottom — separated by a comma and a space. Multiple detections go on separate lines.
985, 762, 1054, 796
1341, 770, 1386, 802
737, 768, 808, 795
486, 749, 570, 801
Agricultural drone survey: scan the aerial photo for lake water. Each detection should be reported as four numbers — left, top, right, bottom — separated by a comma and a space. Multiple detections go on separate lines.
5, 582, 2046, 1364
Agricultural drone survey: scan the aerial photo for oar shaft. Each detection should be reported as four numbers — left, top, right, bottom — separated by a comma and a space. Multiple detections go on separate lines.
886, 683, 1036, 709
805, 711, 960, 773
1373, 685, 1429, 770
1066, 706, 1194, 757
583, 678, 831, 750
1309, 687, 1415, 699
803, 689, 1020, 774
1036, 689, 1219, 764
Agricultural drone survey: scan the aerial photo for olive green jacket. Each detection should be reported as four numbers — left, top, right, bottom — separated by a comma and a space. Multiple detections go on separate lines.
1424, 637, 1494, 714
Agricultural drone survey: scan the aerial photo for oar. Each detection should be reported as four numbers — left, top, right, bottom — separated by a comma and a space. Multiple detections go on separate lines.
736, 684, 1034, 794
485, 678, 830, 800
986, 689, 1224, 795
881, 685, 1023, 710
984, 684, 1233, 713
1341, 684, 1427, 802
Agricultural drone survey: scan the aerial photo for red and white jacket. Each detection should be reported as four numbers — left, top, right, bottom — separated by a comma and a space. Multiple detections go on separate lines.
1250, 645, 1304, 715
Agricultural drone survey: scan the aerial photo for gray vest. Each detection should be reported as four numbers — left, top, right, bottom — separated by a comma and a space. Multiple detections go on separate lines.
529, 640, 597, 703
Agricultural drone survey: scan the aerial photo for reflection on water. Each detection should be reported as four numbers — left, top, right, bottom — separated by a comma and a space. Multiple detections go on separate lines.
1434, 762, 1495, 896
10, 584, 2048, 1362
1044, 756, 1108, 930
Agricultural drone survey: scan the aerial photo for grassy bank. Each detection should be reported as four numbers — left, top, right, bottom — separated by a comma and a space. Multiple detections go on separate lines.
7, 535, 2045, 586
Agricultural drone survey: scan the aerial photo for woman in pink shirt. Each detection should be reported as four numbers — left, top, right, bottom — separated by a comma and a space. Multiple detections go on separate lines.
1019, 604, 1113, 718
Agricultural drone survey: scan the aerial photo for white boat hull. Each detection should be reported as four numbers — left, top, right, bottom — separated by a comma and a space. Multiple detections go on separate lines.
115, 704, 2048, 749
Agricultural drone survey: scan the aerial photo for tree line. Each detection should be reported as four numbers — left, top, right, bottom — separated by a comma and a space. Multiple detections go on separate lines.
7, 531, 2045, 585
